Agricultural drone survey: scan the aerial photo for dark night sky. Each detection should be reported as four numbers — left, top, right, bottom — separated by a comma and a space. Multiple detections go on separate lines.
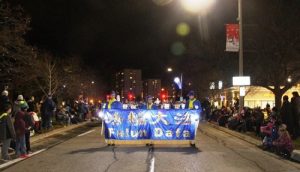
14, 0, 238, 83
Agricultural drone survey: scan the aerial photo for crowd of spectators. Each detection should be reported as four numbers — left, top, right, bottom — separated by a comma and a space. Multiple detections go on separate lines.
209, 91, 300, 159
0, 90, 98, 161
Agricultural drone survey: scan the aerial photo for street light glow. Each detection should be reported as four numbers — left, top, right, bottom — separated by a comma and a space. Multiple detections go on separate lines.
174, 77, 180, 84
287, 76, 292, 83
167, 67, 173, 72
180, 0, 215, 13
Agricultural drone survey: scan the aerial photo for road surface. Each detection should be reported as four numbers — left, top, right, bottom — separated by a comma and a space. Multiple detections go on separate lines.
3, 123, 300, 172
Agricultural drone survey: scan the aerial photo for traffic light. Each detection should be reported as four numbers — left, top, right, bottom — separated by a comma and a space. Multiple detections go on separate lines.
160, 89, 168, 101
128, 92, 134, 101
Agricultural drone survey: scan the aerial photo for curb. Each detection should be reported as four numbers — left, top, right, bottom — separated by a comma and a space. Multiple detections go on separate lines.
207, 122, 261, 146
31, 122, 90, 144
207, 122, 300, 163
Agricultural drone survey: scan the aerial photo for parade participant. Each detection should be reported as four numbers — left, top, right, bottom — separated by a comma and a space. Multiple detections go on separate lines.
186, 91, 201, 110
186, 90, 201, 147
141, 96, 158, 110
105, 91, 122, 109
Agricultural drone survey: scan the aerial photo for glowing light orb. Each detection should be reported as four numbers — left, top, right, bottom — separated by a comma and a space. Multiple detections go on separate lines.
171, 42, 186, 56
176, 22, 190, 36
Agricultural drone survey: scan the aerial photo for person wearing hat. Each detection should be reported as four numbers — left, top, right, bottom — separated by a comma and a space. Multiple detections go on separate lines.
141, 96, 158, 110
104, 91, 122, 109
12, 95, 28, 118
0, 103, 16, 160
186, 90, 201, 147
14, 102, 29, 158
0, 90, 10, 112
273, 124, 293, 157
185, 91, 201, 110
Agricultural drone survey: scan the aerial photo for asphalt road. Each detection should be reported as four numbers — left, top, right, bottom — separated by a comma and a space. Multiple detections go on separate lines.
3, 123, 300, 172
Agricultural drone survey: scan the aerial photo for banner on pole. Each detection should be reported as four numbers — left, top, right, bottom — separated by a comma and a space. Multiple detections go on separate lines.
101, 109, 200, 140
225, 24, 239, 52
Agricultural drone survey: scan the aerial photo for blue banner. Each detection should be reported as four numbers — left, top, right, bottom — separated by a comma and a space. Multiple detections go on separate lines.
101, 109, 200, 140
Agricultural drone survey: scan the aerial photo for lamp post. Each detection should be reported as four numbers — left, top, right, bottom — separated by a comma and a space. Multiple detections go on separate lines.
167, 67, 183, 98
238, 0, 244, 112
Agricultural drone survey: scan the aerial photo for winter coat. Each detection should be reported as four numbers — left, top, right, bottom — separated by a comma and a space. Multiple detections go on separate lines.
12, 100, 28, 117
280, 101, 294, 134
273, 132, 293, 153
0, 112, 16, 140
27, 100, 36, 112
14, 111, 26, 138
0, 95, 10, 112
291, 96, 300, 115
41, 98, 56, 117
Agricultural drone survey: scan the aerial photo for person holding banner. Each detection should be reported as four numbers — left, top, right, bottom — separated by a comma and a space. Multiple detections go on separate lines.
186, 91, 201, 110
141, 96, 158, 110
104, 91, 122, 109
186, 90, 201, 147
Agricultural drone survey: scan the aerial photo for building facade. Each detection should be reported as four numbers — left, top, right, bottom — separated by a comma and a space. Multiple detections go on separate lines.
143, 79, 161, 98
115, 69, 143, 100
210, 84, 300, 109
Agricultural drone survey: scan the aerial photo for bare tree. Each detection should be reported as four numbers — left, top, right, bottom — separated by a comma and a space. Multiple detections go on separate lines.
245, 0, 300, 107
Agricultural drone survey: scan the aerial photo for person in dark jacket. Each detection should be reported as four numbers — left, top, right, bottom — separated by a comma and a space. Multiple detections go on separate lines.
27, 96, 36, 113
291, 92, 300, 139
280, 95, 294, 137
0, 104, 16, 160
14, 104, 28, 158
41, 95, 56, 130
0, 90, 10, 112
23, 107, 34, 154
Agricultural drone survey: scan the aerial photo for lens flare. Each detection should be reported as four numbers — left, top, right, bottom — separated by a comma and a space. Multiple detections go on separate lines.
176, 22, 190, 36
171, 42, 186, 56
152, 0, 173, 6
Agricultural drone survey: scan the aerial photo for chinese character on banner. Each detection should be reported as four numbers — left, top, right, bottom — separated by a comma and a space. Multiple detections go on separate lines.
225, 24, 239, 52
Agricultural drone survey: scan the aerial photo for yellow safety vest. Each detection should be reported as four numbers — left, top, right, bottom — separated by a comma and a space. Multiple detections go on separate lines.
108, 99, 116, 109
189, 99, 196, 109
0, 113, 8, 120
147, 104, 153, 110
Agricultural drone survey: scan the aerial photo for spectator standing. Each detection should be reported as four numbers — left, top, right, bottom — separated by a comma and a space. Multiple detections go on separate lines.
12, 95, 28, 117
0, 90, 10, 112
0, 104, 16, 160
280, 95, 294, 137
14, 104, 28, 158
291, 91, 300, 139
27, 96, 36, 113
24, 107, 34, 154
41, 95, 56, 130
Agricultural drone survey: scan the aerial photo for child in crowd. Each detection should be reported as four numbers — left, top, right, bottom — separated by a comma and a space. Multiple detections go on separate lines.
273, 124, 293, 158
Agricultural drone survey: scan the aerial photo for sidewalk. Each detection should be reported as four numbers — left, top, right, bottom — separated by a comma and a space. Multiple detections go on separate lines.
207, 122, 300, 162
31, 122, 89, 144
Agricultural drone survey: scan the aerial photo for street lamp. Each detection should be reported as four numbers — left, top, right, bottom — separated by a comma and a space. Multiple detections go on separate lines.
167, 67, 184, 98
287, 76, 292, 83
174, 74, 183, 97
180, 0, 216, 13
